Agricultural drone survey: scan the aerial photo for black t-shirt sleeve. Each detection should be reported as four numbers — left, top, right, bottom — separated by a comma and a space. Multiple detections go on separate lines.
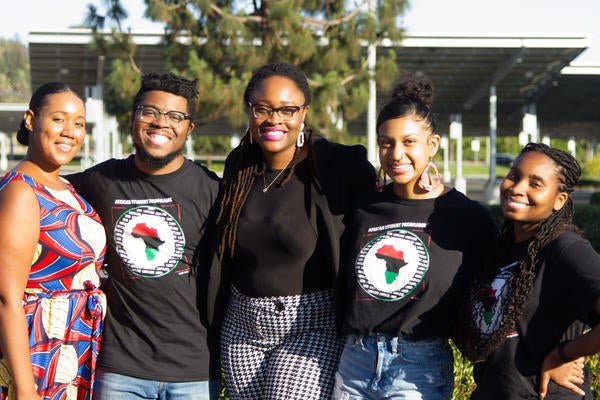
64, 170, 90, 196
555, 234, 600, 325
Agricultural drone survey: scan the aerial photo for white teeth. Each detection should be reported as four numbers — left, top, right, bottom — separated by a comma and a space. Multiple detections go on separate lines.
149, 133, 169, 144
506, 199, 529, 208
390, 164, 411, 172
57, 143, 72, 152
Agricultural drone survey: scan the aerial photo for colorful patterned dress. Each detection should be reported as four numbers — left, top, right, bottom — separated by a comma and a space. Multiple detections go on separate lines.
0, 171, 107, 400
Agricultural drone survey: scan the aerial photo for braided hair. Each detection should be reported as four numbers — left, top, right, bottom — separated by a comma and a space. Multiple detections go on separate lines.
215, 63, 315, 261
456, 142, 582, 362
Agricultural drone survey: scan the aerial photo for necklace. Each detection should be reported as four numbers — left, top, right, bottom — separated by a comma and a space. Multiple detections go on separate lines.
262, 158, 293, 193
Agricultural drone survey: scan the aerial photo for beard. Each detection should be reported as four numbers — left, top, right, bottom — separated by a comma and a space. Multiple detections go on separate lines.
134, 143, 184, 170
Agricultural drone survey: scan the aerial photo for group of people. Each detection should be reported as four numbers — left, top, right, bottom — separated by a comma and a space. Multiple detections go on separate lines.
0, 61, 598, 400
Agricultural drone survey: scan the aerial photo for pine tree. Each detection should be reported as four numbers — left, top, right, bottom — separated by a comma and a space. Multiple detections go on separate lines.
0, 38, 30, 102
85, 0, 408, 141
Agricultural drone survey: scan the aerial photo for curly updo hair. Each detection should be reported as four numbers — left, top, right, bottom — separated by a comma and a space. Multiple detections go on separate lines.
17, 82, 84, 146
376, 74, 436, 135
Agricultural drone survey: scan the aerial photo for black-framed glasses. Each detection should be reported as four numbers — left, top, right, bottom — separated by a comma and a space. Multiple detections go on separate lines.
248, 102, 307, 121
136, 105, 192, 127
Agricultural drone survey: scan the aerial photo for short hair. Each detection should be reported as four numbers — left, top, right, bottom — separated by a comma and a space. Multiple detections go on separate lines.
243, 63, 312, 106
132, 72, 199, 119
17, 82, 84, 146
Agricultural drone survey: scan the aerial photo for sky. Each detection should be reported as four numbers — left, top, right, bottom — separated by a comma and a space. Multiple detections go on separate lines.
0, 0, 598, 63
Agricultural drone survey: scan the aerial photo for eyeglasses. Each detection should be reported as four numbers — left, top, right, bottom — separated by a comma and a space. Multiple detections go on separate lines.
136, 105, 192, 128
248, 102, 307, 121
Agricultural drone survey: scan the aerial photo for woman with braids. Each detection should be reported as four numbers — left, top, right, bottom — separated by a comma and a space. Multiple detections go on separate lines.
209, 62, 376, 399
332, 75, 497, 400
454, 142, 600, 399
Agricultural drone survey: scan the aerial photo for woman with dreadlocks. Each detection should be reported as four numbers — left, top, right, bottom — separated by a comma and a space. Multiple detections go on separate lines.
454, 142, 600, 399
332, 75, 498, 400
209, 62, 376, 400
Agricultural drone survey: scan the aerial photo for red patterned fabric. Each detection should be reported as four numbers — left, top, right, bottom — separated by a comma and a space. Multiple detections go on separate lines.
0, 171, 106, 400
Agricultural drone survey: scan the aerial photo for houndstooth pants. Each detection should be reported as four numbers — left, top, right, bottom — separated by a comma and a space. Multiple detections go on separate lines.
221, 286, 344, 400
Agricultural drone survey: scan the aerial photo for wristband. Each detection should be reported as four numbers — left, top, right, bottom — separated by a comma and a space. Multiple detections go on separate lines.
557, 341, 575, 363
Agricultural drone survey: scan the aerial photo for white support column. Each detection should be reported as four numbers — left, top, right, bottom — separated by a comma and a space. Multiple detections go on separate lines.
366, 0, 377, 167
0, 132, 8, 171
484, 85, 499, 205
86, 97, 105, 164
522, 103, 539, 143
568, 137, 577, 158
450, 114, 466, 194
542, 135, 551, 146
186, 135, 194, 161
440, 135, 451, 183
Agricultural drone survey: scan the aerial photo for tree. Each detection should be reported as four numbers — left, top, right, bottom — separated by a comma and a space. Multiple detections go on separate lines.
85, 0, 408, 141
0, 38, 30, 102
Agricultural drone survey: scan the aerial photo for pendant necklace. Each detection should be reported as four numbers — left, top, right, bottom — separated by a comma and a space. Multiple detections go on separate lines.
262, 157, 293, 193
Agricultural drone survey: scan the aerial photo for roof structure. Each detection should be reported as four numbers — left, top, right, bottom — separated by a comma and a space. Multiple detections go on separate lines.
1, 29, 598, 141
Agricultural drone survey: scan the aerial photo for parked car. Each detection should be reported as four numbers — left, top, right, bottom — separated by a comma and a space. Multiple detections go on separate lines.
496, 153, 516, 167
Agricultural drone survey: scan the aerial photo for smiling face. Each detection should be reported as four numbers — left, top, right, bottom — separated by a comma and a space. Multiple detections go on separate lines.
500, 150, 569, 242
131, 90, 194, 174
24, 91, 86, 170
377, 115, 440, 198
248, 76, 309, 168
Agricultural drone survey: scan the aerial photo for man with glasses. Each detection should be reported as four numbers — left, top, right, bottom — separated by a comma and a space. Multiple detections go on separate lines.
67, 72, 221, 399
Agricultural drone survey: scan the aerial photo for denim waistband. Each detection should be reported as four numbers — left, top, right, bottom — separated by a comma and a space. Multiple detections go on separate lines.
347, 333, 447, 352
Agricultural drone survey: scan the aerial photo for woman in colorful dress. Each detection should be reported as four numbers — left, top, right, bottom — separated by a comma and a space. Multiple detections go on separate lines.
0, 82, 107, 400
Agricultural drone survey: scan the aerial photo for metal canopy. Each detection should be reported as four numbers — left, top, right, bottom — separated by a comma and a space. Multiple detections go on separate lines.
13, 29, 600, 140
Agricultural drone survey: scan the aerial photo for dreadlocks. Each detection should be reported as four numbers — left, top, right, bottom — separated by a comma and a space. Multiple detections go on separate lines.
457, 142, 582, 362
132, 72, 199, 119
215, 63, 315, 262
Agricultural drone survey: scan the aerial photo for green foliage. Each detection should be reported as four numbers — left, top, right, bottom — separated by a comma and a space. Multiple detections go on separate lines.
0, 38, 30, 101
193, 134, 232, 155
452, 342, 475, 399
104, 59, 141, 132
87, 0, 409, 140
583, 155, 600, 183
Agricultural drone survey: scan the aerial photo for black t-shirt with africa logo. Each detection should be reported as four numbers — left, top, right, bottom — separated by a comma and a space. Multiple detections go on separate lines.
339, 185, 497, 340
67, 156, 220, 381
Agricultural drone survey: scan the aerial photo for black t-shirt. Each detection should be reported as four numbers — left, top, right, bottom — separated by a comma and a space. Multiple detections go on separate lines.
339, 185, 497, 339
229, 159, 330, 297
67, 156, 220, 381
471, 231, 600, 399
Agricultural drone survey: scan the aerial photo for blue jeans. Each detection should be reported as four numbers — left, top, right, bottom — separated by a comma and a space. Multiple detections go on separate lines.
332, 334, 454, 400
94, 369, 221, 400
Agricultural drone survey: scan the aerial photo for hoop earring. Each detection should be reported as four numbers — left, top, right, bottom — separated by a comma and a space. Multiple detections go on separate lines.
296, 124, 305, 148
377, 166, 387, 192
420, 160, 441, 192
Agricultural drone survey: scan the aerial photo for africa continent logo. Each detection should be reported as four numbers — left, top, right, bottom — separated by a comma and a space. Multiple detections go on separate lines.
114, 206, 185, 277
355, 229, 428, 301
